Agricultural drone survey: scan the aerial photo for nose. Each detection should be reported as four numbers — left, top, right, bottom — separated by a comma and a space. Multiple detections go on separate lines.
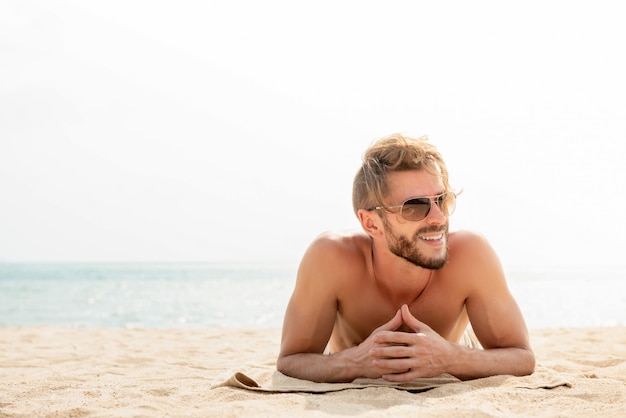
425, 198, 447, 224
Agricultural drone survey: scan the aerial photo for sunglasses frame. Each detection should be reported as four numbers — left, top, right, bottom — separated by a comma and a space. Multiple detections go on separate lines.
367, 192, 456, 221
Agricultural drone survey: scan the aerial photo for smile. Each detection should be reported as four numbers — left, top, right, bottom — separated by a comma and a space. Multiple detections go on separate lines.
419, 233, 444, 241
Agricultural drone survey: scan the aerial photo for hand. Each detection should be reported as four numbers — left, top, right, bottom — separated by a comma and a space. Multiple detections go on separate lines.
339, 308, 409, 380
368, 304, 456, 382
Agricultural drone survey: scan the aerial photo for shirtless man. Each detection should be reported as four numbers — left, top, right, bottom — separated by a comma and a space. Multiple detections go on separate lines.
277, 133, 535, 383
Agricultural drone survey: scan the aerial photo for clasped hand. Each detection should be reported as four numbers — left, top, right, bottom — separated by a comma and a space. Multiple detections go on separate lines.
353, 304, 456, 382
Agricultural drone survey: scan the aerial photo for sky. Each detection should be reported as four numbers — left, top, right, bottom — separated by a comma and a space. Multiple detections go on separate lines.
1, 1, 625, 268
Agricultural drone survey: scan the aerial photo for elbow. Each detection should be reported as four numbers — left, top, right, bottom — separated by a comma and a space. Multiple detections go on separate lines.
276, 354, 291, 376
517, 348, 536, 376
526, 350, 537, 375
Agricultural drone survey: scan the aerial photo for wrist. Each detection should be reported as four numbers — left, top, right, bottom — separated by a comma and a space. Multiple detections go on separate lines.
446, 342, 487, 380
328, 348, 361, 383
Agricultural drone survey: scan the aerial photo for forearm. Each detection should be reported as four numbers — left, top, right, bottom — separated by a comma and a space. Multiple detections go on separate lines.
276, 350, 362, 383
449, 345, 535, 380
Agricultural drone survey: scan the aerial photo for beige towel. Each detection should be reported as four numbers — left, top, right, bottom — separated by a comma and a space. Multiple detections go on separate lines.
214, 364, 571, 393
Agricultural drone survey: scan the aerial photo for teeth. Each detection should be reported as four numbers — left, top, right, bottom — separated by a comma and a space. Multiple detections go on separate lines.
420, 234, 443, 241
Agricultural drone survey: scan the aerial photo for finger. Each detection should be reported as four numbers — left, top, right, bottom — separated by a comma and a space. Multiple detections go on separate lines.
382, 369, 421, 383
400, 304, 428, 331
372, 330, 415, 346
373, 356, 414, 371
370, 344, 413, 360
374, 308, 403, 332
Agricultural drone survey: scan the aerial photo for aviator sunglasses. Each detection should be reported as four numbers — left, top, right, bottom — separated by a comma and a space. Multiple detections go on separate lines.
367, 192, 456, 222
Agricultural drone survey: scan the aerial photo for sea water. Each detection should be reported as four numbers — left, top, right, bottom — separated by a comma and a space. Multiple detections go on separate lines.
0, 262, 624, 329
0, 263, 296, 328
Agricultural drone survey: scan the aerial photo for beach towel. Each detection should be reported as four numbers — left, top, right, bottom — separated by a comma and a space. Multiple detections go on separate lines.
214, 364, 571, 393
214, 326, 570, 394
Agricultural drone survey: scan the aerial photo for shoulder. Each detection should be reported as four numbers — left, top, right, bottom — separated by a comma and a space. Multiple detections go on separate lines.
447, 230, 498, 261
444, 230, 505, 286
448, 229, 489, 246
297, 230, 371, 283
304, 230, 371, 262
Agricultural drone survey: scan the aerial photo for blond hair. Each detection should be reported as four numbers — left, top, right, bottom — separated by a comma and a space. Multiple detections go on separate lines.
352, 133, 451, 217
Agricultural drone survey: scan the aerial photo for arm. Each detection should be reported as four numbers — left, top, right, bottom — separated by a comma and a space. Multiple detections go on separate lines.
370, 233, 535, 381
278, 310, 406, 383
276, 234, 406, 382
458, 233, 535, 378
276, 235, 340, 381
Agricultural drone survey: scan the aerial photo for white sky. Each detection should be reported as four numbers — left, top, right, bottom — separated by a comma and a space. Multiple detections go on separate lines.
1, 1, 625, 267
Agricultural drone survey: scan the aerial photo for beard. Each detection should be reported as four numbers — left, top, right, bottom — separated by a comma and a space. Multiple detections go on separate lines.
383, 218, 449, 269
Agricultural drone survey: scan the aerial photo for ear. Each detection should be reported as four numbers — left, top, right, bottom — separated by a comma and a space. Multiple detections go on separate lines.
357, 209, 383, 237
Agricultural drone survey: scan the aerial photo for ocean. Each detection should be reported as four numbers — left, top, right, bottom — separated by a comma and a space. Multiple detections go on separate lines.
0, 263, 624, 329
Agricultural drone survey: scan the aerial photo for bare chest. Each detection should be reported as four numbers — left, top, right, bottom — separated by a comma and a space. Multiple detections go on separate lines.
330, 279, 469, 351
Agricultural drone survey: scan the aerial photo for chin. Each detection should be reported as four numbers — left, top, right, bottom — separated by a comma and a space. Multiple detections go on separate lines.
405, 253, 448, 270
421, 258, 447, 270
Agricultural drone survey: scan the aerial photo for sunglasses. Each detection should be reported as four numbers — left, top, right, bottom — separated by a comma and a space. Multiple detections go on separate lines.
367, 192, 456, 221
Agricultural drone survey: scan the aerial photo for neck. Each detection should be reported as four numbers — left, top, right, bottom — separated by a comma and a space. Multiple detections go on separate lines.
371, 242, 434, 306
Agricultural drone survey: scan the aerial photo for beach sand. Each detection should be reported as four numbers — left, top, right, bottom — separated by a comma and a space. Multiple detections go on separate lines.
1, 327, 625, 417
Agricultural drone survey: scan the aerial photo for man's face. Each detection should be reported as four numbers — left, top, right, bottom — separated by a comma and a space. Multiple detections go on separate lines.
380, 170, 449, 269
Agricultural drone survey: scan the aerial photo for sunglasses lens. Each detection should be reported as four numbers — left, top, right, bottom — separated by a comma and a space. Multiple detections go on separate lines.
400, 193, 456, 221
401, 198, 431, 221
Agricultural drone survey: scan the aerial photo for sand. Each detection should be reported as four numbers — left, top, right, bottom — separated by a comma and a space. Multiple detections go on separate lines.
1, 326, 625, 417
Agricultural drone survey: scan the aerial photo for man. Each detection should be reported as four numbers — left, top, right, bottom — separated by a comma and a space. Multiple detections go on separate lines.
277, 133, 535, 383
